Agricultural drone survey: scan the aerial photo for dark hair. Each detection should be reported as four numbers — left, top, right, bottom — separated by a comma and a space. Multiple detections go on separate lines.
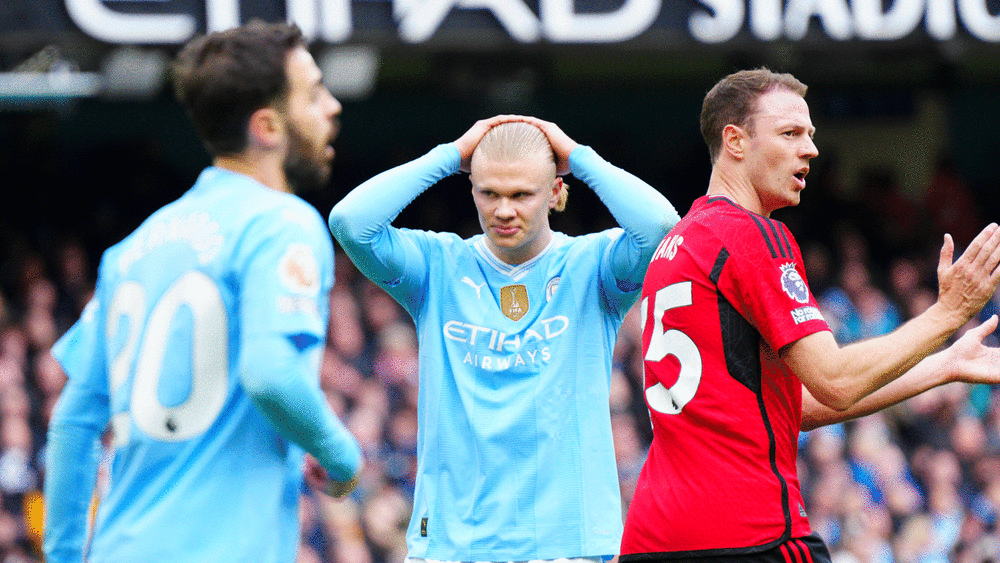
172, 21, 305, 157
700, 67, 807, 163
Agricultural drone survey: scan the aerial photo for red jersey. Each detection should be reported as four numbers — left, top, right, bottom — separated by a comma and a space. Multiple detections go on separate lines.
620, 196, 831, 559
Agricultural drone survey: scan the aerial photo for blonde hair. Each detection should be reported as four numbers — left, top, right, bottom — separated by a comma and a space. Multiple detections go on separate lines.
472, 121, 569, 212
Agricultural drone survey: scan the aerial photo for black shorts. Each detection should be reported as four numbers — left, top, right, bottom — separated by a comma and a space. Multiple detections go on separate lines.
622, 534, 833, 563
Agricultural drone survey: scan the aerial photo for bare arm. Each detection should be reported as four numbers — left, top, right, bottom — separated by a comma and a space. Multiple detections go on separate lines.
801, 315, 1000, 430
783, 225, 1000, 412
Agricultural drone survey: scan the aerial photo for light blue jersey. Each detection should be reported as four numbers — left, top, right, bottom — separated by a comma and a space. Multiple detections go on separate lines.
330, 143, 678, 562
45, 168, 362, 563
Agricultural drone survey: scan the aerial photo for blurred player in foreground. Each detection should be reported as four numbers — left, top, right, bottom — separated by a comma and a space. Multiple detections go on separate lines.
620, 67, 1000, 562
330, 116, 679, 562
43, 21, 362, 563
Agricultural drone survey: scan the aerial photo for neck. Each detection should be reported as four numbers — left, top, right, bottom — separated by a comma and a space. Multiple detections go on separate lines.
214, 153, 289, 193
706, 164, 767, 216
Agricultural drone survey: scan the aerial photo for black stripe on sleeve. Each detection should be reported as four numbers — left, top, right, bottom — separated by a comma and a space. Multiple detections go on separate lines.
749, 214, 779, 259
763, 218, 789, 259
775, 222, 795, 259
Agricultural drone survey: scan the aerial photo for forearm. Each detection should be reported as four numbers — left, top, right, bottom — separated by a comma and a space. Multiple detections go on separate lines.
329, 144, 458, 286
43, 386, 105, 563
329, 143, 459, 246
569, 145, 679, 251
242, 343, 362, 481
801, 349, 951, 430
787, 302, 962, 411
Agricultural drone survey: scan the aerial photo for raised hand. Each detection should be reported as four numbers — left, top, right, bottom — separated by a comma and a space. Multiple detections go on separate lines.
943, 315, 1000, 385
936, 224, 1000, 326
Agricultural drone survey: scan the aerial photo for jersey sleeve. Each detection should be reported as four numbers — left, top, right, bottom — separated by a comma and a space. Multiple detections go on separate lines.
720, 219, 830, 353
568, 145, 680, 315
238, 204, 361, 482
328, 143, 460, 313
44, 292, 111, 563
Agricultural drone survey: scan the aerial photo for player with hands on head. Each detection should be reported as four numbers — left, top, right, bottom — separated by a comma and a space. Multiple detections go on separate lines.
620, 67, 1000, 563
43, 21, 362, 563
329, 114, 680, 563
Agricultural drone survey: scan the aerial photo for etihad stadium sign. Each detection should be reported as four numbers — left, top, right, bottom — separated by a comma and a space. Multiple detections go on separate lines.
50, 0, 1000, 45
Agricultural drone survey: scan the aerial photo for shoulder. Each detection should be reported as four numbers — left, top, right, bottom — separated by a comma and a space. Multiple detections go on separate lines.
688, 198, 797, 261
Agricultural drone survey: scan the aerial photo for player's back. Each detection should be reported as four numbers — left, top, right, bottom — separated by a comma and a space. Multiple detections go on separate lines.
85, 168, 321, 562
622, 196, 820, 558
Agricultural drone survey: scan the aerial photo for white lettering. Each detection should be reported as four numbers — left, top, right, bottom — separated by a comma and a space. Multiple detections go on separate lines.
542, 347, 550, 362
397, 0, 540, 43
468, 324, 492, 345
852, 0, 924, 40
502, 334, 521, 353
653, 235, 684, 262
542, 0, 661, 42
290, 0, 353, 42
750, 0, 782, 40
65, 0, 194, 44
496, 357, 511, 370
959, 0, 1000, 41
62, 0, 1000, 46
523, 328, 544, 344
926, 0, 957, 39
541, 316, 569, 339
784, 0, 852, 40
117, 213, 224, 275
444, 321, 468, 343
207, 0, 241, 32
690, 0, 744, 43
526, 350, 538, 363
482, 357, 492, 369
515, 354, 526, 367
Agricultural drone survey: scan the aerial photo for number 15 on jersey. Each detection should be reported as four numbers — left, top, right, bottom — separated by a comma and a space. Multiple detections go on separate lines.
641, 280, 703, 415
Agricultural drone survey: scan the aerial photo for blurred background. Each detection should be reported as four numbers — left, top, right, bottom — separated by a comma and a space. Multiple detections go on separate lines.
3, 1, 1000, 561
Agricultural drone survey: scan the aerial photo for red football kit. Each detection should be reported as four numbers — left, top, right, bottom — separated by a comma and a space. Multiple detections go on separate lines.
620, 195, 832, 560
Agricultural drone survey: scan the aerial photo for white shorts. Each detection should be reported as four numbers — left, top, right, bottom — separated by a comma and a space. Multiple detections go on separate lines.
405, 558, 605, 563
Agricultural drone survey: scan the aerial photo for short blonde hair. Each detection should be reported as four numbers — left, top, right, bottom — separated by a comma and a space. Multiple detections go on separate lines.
472, 121, 569, 212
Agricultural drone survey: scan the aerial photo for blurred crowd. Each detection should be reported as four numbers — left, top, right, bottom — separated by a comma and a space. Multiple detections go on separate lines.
1, 155, 999, 563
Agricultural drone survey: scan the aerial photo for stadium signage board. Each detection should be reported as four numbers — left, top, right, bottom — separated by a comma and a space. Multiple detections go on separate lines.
24, 0, 1000, 45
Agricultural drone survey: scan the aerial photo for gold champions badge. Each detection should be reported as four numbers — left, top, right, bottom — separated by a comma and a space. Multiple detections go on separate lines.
500, 284, 529, 321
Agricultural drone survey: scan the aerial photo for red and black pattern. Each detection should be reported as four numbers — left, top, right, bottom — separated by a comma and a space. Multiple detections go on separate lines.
621, 196, 831, 560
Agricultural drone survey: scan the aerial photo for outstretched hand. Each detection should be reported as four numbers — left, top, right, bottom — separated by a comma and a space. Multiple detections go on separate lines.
304, 454, 361, 499
944, 315, 1000, 385
454, 115, 525, 172
936, 224, 1000, 326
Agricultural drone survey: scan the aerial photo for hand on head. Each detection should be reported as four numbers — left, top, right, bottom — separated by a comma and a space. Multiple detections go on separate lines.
454, 115, 579, 175
515, 116, 578, 176
455, 115, 525, 172
936, 223, 1000, 325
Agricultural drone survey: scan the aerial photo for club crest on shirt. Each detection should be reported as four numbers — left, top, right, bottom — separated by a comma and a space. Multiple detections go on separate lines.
500, 284, 529, 321
780, 262, 809, 304
545, 277, 560, 302
279, 243, 319, 295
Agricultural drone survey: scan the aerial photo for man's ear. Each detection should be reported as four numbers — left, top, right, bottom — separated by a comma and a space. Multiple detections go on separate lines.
550, 177, 564, 208
721, 123, 746, 160
247, 107, 285, 150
